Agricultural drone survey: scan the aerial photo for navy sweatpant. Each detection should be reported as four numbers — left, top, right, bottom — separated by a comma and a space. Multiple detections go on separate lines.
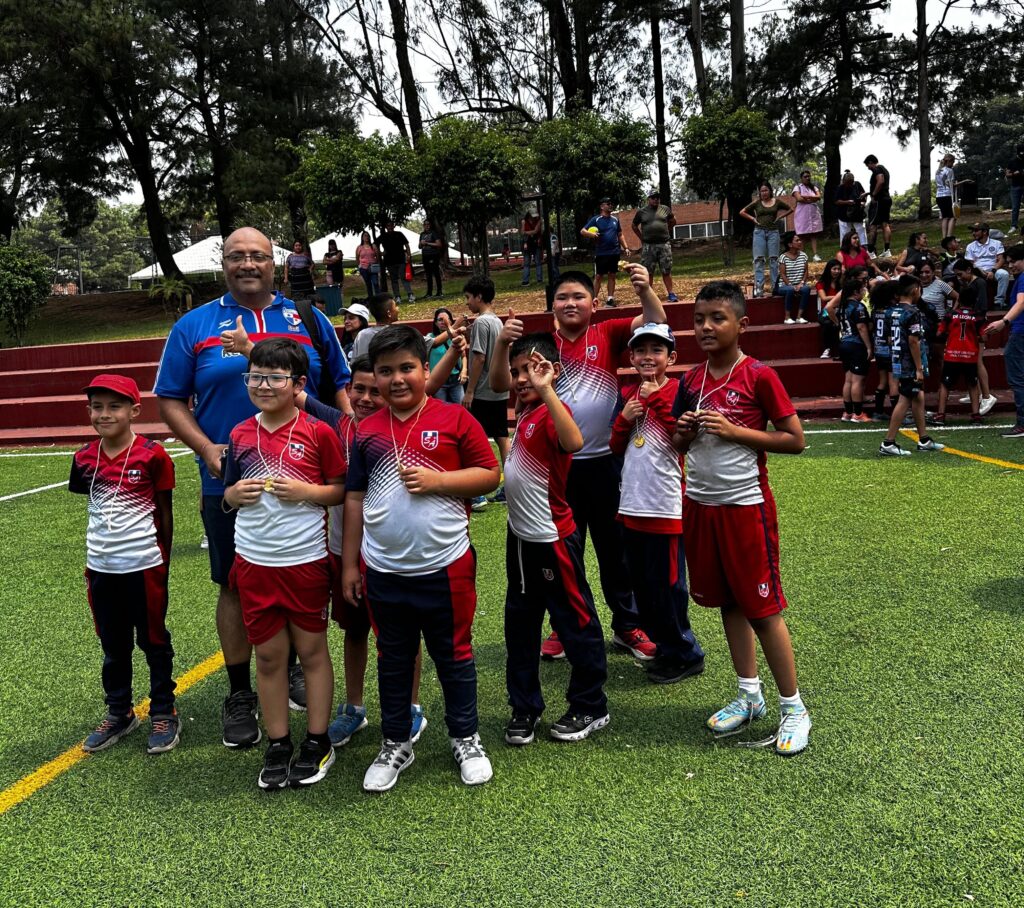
85, 564, 176, 715
505, 529, 608, 717
623, 528, 704, 663
364, 548, 478, 741
565, 453, 639, 633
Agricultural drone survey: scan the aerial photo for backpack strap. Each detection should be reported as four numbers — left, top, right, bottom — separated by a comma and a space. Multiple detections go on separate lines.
294, 297, 336, 403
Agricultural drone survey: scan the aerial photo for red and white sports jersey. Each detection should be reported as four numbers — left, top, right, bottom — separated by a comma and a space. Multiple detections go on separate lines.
328, 412, 357, 557
346, 398, 497, 574
224, 410, 346, 567
938, 307, 984, 362
554, 318, 633, 459
672, 358, 795, 506
504, 401, 576, 543
69, 437, 175, 573
610, 379, 683, 533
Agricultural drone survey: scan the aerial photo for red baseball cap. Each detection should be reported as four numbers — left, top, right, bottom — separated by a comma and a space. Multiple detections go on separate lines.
83, 373, 141, 404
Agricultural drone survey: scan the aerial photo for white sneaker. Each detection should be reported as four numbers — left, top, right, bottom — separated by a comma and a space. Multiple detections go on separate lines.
917, 437, 945, 452
869, 251, 878, 260
797, 317, 808, 324
775, 704, 811, 755
820, 348, 831, 359
450, 733, 492, 786
882, 248, 892, 258
363, 738, 414, 792
407, 294, 416, 304
880, 440, 911, 457
784, 317, 795, 325
199, 534, 209, 550
812, 255, 822, 263
980, 395, 997, 416
959, 395, 971, 403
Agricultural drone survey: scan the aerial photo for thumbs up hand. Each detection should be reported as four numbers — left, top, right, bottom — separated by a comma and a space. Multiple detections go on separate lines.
500, 308, 524, 344
221, 314, 253, 356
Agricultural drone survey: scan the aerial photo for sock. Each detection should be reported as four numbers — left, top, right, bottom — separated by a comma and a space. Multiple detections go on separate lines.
874, 389, 886, 413
853, 401, 863, 416
738, 676, 762, 698
890, 395, 899, 410
780, 690, 805, 711
270, 734, 292, 748
844, 400, 854, 415
306, 730, 331, 749
919, 434, 931, 444
225, 661, 252, 696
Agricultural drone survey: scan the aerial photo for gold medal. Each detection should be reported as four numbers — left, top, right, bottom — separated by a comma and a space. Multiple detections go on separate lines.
263, 478, 274, 492
633, 435, 645, 448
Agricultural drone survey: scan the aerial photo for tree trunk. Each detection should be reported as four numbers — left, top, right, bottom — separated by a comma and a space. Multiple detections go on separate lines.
474, 222, 490, 277
388, 0, 424, 143
688, 0, 708, 110
547, 0, 581, 113
572, 0, 594, 113
729, 0, 746, 105
652, 14, 671, 202
916, 0, 931, 220
821, 13, 855, 227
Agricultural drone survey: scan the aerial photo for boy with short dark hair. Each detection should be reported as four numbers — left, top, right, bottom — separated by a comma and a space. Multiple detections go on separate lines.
223, 338, 347, 789
610, 323, 705, 684
342, 325, 500, 791
672, 281, 811, 755
501, 332, 609, 745
70, 374, 178, 755
351, 291, 400, 359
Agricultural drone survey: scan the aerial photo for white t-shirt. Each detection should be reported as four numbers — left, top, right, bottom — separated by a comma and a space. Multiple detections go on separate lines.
967, 238, 1004, 272
935, 166, 955, 199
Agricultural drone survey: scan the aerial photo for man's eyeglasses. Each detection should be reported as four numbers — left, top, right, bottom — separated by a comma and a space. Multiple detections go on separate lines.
224, 252, 273, 264
242, 373, 296, 389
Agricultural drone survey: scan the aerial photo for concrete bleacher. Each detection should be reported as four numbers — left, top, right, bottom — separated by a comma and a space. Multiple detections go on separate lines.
0, 297, 1011, 447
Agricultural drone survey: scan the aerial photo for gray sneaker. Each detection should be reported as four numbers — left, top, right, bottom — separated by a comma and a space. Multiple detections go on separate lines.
879, 441, 911, 457
916, 437, 945, 452
363, 739, 415, 792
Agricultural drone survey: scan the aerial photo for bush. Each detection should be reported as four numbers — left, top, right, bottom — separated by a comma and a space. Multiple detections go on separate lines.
0, 243, 51, 346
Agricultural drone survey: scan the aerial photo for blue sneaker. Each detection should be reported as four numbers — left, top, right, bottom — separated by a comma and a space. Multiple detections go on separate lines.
775, 703, 811, 755
470, 496, 488, 512
489, 486, 506, 504
146, 713, 180, 754
667, 292, 679, 302
83, 710, 139, 753
411, 703, 428, 744
706, 690, 766, 735
328, 703, 368, 748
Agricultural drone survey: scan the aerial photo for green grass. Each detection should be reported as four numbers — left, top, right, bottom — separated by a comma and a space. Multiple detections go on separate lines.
1, 426, 1022, 906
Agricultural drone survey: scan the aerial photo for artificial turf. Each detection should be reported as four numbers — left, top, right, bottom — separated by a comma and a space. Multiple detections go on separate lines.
0, 427, 1022, 907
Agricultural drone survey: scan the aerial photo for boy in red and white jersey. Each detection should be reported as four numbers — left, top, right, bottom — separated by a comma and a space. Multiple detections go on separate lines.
610, 323, 705, 685
934, 304, 985, 424
672, 281, 812, 756
489, 266, 668, 662
70, 374, 178, 756
501, 333, 609, 746
223, 338, 346, 790
342, 326, 500, 792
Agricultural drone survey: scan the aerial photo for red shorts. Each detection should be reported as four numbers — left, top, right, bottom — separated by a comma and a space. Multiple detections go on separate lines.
681, 495, 788, 620
229, 555, 330, 645
329, 552, 371, 634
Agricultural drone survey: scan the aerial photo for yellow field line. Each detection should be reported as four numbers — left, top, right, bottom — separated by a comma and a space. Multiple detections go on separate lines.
899, 430, 1024, 471
0, 651, 225, 817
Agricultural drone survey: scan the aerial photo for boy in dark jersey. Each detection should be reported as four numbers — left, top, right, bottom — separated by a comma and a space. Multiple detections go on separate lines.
870, 281, 901, 420
501, 333, 609, 745
831, 275, 873, 422
70, 374, 178, 755
342, 326, 500, 791
933, 305, 985, 424
880, 276, 946, 456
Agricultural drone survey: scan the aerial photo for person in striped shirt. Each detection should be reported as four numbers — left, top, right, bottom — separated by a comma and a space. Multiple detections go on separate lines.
777, 232, 813, 325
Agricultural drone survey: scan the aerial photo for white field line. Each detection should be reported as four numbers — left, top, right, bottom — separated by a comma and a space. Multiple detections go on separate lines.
803, 423, 1013, 436
0, 448, 190, 458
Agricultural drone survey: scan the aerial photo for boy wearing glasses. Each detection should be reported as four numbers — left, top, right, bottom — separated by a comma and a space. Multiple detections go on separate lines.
223, 338, 347, 790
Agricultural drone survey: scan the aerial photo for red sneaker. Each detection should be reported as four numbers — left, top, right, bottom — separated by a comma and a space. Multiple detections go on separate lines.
612, 628, 657, 661
540, 631, 565, 660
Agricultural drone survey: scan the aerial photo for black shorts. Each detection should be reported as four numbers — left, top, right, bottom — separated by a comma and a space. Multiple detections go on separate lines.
898, 377, 924, 399
594, 254, 620, 276
839, 343, 869, 376
941, 362, 978, 389
470, 396, 509, 439
867, 198, 892, 226
876, 354, 892, 373
937, 196, 954, 218
201, 495, 236, 586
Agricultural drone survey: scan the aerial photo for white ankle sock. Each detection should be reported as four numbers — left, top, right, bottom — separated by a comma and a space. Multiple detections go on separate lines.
780, 690, 804, 710
738, 676, 761, 697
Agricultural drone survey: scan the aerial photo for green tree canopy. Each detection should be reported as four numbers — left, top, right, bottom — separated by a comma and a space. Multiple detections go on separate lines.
0, 242, 51, 346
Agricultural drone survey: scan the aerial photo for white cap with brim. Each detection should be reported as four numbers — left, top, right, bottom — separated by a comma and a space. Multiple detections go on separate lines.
340, 303, 371, 322
628, 322, 675, 350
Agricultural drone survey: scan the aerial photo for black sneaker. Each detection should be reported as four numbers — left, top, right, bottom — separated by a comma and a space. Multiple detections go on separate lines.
83, 710, 139, 753
549, 711, 610, 742
222, 690, 261, 748
288, 737, 336, 787
504, 712, 540, 746
258, 740, 293, 790
288, 664, 307, 712
645, 654, 705, 685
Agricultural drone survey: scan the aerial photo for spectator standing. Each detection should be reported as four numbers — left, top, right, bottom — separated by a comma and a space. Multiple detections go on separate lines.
1006, 145, 1024, 236
777, 231, 812, 324
984, 245, 1024, 435
378, 221, 414, 304
285, 241, 315, 301
548, 227, 562, 281
632, 190, 679, 302
966, 222, 1010, 309
323, 239, 344, 287
835, 171, 867, 246
355, 231, 379, 298
863, 155, 892, 258
419, 218, 445, 299
582, 198, 630, 308
815, 259, 843, 359
792, 170, 824, 262
935, 154, 972, 239
740, 182, 793, 298
521, 209, 543, 285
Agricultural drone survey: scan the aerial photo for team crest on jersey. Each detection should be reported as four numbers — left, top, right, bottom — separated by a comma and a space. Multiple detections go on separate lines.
282, 308, 303, 328
288, 442, 305, 460
421, 430, 439, 450
726, 390, 740, 406
525, 422, 536, 438
586, 345, 598, 361
127, 469, 142, 484
542, 568, 554, 581
757, 582, 770, 598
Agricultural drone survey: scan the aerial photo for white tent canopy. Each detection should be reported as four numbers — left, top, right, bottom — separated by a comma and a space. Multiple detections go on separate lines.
129, 235, 290, 281
310, 228, 464, 262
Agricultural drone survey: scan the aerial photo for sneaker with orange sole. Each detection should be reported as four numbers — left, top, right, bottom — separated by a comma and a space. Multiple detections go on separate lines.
611, 628, 657, 661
